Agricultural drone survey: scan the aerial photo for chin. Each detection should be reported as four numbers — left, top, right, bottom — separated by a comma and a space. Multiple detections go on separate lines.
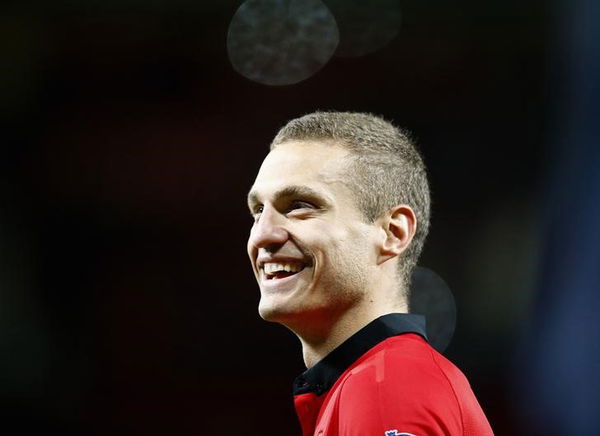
258, 295, 306, 325
258, 298, 289, 322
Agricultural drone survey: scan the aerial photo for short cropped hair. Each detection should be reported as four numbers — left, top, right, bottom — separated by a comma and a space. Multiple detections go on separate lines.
271, 111, 430, 292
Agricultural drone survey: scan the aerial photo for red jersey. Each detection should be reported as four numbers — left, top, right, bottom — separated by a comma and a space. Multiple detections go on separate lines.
293, 314, 493, 436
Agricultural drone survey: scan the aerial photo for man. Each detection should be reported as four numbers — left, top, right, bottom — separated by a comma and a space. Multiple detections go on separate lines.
246, 112, 493, 435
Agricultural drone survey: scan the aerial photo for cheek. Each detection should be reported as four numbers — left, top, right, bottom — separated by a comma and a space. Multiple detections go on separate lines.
307, 221, 346, 252
334, 226, 376, 269
314, 228, 356, 269
295, 218, 368, 263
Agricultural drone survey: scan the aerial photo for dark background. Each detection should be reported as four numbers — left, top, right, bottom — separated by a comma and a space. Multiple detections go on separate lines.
2, 0, 597, 434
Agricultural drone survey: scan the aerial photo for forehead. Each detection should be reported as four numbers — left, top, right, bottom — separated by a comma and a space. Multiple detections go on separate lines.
251, 140, 351, 196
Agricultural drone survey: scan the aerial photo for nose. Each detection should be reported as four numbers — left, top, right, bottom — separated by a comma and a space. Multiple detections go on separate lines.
248, 205, 289, 251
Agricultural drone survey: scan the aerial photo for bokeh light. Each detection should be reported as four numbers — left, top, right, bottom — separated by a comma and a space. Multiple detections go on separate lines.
410, 266, 457, 353
227, 0, 339, 86
325, 0, 402, 57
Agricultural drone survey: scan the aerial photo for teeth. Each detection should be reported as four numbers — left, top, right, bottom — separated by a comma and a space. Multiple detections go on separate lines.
263, 262, 303, 275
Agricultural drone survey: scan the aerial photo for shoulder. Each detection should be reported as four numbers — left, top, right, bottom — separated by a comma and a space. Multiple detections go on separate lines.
335, 334, 465, 435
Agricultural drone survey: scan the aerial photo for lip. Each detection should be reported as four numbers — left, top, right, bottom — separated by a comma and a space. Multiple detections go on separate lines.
257, 256, 311, 270
259, 266, 310, 293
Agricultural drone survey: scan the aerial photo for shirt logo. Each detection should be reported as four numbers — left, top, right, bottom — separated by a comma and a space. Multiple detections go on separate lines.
385, 431, 416, 436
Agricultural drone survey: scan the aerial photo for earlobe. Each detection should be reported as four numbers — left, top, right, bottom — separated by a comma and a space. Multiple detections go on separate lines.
379, 205, 417, 261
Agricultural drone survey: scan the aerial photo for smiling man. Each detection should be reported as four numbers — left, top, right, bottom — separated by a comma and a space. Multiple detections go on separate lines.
247, 112, 493, 436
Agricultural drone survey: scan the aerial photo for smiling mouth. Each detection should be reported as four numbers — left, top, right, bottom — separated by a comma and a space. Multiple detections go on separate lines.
261, 261, 308, 281
265, 268, 305, 280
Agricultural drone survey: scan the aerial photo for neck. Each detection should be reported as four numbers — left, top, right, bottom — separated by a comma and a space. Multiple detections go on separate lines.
296, 298, 408, 369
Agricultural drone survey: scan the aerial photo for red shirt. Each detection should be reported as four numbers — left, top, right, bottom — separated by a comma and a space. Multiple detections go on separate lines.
293, 314, 493, 436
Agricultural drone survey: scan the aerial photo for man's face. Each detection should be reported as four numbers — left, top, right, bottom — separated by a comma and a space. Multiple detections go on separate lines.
247, 140, 379, 326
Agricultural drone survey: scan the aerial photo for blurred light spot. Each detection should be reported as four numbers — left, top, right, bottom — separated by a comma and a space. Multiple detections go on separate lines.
325, 0, 402, 57
410, 266, 456, 353
227, 0, 339, 86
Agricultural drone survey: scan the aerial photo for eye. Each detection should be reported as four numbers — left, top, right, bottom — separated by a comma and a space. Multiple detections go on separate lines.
250, 205, 263, 220
288, 200, 315, 212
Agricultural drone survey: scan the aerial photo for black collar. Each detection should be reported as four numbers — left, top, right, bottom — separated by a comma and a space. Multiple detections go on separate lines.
293, 313, 428, 396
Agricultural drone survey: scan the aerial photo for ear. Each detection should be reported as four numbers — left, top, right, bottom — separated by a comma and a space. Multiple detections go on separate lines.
377, 205, 417, 263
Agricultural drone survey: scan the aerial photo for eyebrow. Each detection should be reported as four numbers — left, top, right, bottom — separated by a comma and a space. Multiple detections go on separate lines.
247, 185, 330, 211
